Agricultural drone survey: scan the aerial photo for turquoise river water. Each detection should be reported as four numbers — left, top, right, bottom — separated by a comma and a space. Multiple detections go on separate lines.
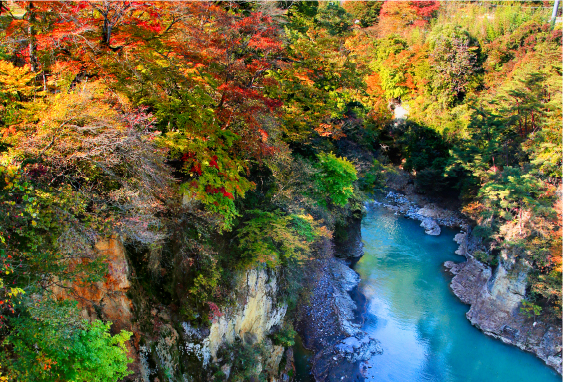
294, 205, 561, 382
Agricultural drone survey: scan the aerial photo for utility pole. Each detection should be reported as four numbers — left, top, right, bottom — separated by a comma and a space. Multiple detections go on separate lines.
551, 0, 560, 25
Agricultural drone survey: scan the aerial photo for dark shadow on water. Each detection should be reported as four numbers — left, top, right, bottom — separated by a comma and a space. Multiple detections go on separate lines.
293, 334, 315, 382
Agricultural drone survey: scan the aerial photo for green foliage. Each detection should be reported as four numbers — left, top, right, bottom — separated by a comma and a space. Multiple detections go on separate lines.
161, 128, 254, 231
369, 35, 410, 100
398, 122, 450, 173
520, 300, 542, 319
413, 166, 449, 195
290, 214, 319, 243
428, 25, 481, 107
237, 210, 327, 268
188, 270, 221, 309
0, 60, 37, 128
270, 323, 297, 347
313, 152, 357, 207
478, 167, 543, 215
436, 2, 551, 45
172, 237, 225, 325
529, 265, 562, 319
358, 159, 387, 193
0, 162, 108, 326
273, 2, 366, 144
2, 300, 132, 382
343, 1, 383, 28
315, 2, 353, 36
473, 250, 499, 267
220, 338, 265, 382
473, 166, 554, 244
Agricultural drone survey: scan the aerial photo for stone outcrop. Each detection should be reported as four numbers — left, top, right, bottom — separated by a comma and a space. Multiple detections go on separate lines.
373, 191, 466, 232
334, 333, 383, 362
334, 217, 364, 258
445, 251, 563, 374
206, 269, 287, 361
53, 236, 134, 332
143, 268, 291, 382
52, 236, 141, 377
331, 260, 363, 337
420, 217, 440, 235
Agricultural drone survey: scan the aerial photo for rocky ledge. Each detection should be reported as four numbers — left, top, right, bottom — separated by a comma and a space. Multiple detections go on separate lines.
445, 238, 563, 374
369, 191, 468, 236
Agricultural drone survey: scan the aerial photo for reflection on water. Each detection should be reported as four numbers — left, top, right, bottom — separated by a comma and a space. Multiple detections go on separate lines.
355, 206, 560, 382
293, 333, 315, 382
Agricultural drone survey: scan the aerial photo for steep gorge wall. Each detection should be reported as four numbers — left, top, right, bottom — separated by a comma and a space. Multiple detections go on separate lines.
52, 236, 140, 373
53, 236, 134, 330
176, 268, 292, 381
57, 236, 293, 381
205, 269, 288, 360
446, 235, 562, 374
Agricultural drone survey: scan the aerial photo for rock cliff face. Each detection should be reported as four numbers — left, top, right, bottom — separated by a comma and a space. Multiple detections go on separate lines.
137, 268, 293, 382
56, 236, 292, 381
445, 240, 562, 374
177, 269, 291, 381
206, 269, 288, 361
52, 236, 140, 372
53, 236, 134, 331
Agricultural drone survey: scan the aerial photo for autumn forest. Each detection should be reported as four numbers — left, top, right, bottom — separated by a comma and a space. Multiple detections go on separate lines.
0, 1, 562, 381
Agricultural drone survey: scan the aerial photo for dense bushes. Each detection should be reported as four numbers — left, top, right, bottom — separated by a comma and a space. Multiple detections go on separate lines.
2, 300, 131, 382
312, 153, 358, 207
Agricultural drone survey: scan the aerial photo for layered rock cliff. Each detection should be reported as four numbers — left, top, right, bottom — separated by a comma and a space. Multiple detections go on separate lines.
177, 269, 292, 381
56, 236, 293, 381
137, 267, 294, 381
52, 236, 140, 369
445, 235, 563, 374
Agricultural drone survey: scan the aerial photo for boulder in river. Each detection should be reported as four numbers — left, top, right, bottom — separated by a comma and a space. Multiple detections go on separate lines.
420, 217, 441, 235
334, 333, 383, 363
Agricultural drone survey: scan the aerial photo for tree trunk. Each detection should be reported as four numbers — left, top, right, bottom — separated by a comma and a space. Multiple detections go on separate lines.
27, 2, 37, 72
102, 15, 111, 47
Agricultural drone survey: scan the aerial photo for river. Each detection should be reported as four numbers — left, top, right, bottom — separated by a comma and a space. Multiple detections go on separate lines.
294, 204, 561, 382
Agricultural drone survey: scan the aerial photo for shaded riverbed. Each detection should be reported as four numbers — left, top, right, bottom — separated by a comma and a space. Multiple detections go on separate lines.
295, 205, 561, 382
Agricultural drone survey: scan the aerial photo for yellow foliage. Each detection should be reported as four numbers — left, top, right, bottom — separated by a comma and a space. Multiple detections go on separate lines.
0, 61, 36, 99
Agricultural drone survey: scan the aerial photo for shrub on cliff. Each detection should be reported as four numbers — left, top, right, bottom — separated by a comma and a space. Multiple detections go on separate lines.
2, 300, 132, 382
236, 210, 329, 268
312, 152, 358, 208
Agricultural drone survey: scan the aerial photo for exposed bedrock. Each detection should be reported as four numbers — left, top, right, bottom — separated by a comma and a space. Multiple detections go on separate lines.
445, 249, 562, 375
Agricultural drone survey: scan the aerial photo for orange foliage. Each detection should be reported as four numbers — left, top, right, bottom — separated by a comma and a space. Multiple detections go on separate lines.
314, 123, 346, 139
5, 2, 284, 163
366, 72, 384, 96
378, 1, 440, 37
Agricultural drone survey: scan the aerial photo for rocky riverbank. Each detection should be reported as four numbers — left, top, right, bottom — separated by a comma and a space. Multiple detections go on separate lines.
295, 234, 382, 381
375, 188, 562, 375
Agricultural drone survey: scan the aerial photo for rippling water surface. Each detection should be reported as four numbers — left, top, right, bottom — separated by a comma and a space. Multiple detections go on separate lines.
355, 205, 560, 382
